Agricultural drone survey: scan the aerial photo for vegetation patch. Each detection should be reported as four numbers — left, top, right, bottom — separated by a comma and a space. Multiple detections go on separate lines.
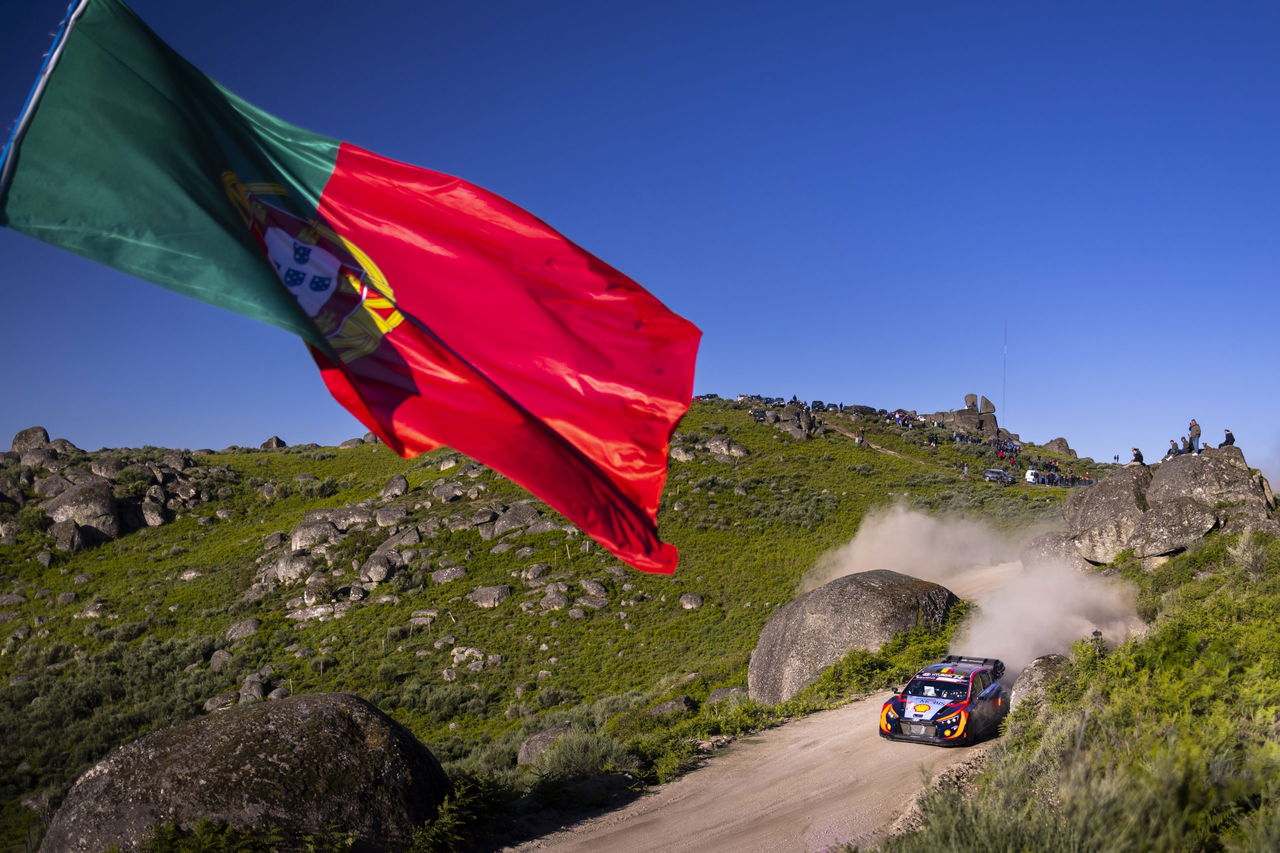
0, 399, 1087, 849
886, 531, 1280, 852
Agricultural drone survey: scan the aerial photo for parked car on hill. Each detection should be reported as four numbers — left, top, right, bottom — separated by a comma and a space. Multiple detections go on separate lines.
879, 656, 1008, 746
983, 468, 1015, 485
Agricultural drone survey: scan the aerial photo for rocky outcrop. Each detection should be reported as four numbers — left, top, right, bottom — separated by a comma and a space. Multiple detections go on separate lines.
379, 474, 409, 501
225, 619, 260, 642
1146, 448, 1266, 511
1127, 498, 1218, 558
11, 426, 50, 455
1019, 531, 1093, 572
1010, 654, 1067, 709
1055, 447, 1272, 566
748, 570, 958, 704
1043, 437, 1077, 458
467, 585, 511, 609
42, 482, 120, 541
517, 722, 572, 765
934, 407, 998, 436
1063, 465, 1150, 535
40, 693, 450, 853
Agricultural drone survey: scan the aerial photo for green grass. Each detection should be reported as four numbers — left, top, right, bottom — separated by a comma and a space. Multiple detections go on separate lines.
0, 400, 1086, 849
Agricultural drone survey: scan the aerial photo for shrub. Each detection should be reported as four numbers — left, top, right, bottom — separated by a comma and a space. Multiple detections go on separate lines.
295, 478, 339, 499
409, 774, 509, 853
16, 504, 50, 534
532, 731, 638, 779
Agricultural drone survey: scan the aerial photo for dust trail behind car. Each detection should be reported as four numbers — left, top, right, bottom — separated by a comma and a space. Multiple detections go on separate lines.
802, 505, 1143, 678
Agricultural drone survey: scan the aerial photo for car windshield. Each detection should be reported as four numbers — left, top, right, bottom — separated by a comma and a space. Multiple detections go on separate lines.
904, 678, 969, 701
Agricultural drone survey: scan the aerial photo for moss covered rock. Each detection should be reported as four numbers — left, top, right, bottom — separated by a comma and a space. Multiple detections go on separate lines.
748, 569, 958, 704
41, 692, 450, 852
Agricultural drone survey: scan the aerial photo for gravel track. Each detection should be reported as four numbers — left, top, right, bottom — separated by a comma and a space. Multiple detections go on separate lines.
504, 697, 982, 853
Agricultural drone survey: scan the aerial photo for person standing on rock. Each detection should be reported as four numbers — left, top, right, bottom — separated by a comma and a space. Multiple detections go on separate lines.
1189, 419, 1202, 453
1222, 428, 1236, 446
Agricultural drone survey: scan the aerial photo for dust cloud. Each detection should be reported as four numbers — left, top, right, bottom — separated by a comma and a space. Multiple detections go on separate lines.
803, 505, 1141, 679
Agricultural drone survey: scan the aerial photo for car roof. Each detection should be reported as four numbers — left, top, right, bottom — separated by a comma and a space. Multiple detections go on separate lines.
914, 662, 986, 678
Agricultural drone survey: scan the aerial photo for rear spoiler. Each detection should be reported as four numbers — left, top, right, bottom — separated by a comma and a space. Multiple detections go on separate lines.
942, 655, 1006, 681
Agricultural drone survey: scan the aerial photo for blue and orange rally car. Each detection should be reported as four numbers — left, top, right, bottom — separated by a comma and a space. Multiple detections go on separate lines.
879, 656, 1008, 746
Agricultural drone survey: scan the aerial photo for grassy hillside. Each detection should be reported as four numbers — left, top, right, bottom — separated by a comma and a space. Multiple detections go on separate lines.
887, 529, 1280, 852
0, 400, 1102, 849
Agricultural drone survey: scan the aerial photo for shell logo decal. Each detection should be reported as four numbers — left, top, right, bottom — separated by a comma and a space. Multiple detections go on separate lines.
913, 704, 931, 713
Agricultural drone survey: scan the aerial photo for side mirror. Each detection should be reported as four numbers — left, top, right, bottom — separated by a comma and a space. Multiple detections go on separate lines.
888, 687, 899, 695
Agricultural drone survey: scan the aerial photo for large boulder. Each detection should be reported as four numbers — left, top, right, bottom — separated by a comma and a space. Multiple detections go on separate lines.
302, 506, 374, 530
1043, 437, 1077, 458
11, 426, 50, 454
40, 693, 451, 853
1019, 531, 1093, 572
1127, 498, 1218, 558
494, 502, 540, 537
1072, 518, 1138, 565
290, 521, 342, 552
748, 570, 958, 704
1052, 451, 1275, 566
50, 520, 88, 553
42, 481, 120, 541
1010, 654, 1067, 710
1063, 464, 1150, 535
1147, 451, 1269, 512
379, 474, 409, 501
467, 585, 511, 609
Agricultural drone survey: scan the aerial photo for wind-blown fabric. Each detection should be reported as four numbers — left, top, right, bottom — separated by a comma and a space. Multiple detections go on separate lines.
0, 0, 700, 572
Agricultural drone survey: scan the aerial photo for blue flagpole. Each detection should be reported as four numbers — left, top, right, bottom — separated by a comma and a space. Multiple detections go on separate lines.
0, 0, 94, 199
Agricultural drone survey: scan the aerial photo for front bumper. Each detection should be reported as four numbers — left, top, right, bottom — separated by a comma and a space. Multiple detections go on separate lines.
879, 727, 968, 747
879, 714, 969, 746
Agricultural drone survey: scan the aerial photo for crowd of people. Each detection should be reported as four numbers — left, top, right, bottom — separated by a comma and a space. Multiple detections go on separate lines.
1129, 420, 1238, 466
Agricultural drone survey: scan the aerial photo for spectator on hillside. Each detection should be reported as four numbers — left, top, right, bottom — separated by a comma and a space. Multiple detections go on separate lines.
1222, 428, 1236, 446
1164, 439, 1180, 460
1181, 436, 1192, 455
1128, 448, 1145, 466
1189, 419, 1202, 453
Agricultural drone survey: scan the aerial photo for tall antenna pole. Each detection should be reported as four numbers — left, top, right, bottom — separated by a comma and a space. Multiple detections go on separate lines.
1002, 318, 1008, 420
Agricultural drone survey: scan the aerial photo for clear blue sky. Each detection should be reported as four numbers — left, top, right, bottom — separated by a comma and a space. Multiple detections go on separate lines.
3, 0, 1278, 475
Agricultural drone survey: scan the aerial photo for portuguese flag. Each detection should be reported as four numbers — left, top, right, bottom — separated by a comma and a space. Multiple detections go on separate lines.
0, 0, 701, 574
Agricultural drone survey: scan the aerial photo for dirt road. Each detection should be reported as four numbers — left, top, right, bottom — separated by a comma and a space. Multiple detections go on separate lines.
504, 696, 981, 853
506, 561, 1020, 853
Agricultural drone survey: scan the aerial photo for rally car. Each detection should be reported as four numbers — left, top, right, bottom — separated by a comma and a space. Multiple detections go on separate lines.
879, 656, 1008, 746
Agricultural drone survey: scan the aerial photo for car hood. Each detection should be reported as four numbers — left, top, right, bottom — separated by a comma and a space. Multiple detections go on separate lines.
901, 696, 953, 721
